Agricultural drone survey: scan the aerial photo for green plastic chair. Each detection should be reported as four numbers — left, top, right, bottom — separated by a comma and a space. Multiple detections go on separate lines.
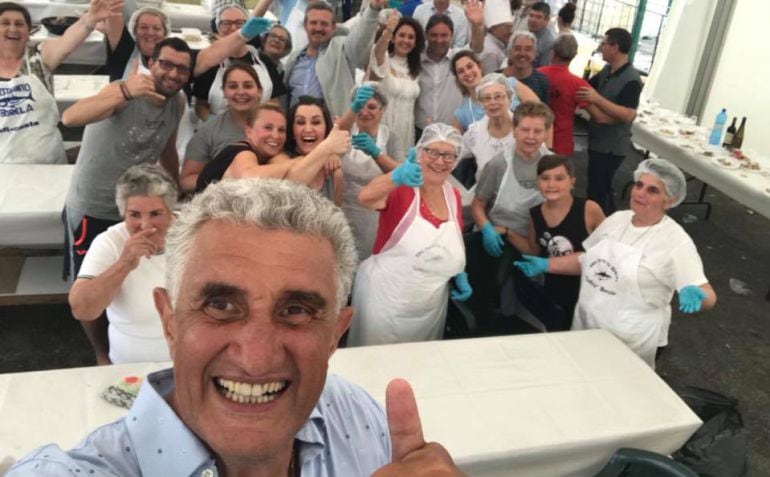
594, 448, 698, 477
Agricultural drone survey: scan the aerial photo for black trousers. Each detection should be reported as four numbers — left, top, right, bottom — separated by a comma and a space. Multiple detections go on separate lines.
587, 150, 625, 215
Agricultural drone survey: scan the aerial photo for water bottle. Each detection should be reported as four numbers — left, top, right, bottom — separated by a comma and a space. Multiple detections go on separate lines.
709, 108, 727, 146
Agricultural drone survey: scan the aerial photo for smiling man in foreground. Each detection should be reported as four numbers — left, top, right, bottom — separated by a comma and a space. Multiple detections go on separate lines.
8, 179, 462, 477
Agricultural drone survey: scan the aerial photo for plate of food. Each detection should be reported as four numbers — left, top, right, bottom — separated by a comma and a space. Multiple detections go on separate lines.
738, 160, 763, 173
657, 127, 677, 138
712, 156, 740, 170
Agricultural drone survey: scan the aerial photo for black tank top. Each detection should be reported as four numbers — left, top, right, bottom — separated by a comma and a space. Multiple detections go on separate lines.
195, 141, 269, 193
530, 197, 589, 327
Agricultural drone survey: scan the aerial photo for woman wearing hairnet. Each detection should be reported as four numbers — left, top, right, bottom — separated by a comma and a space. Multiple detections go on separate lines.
515, 159, 717, 368
348, 124, 473, 346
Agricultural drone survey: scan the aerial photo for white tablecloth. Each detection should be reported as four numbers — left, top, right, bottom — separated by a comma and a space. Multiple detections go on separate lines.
54, 74, 109, 112
0, 164, 73, 248
0, 330, 701, 476
631, 120, 770, 220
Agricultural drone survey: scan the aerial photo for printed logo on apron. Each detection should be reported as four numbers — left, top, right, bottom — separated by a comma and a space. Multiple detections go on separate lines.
0, 82, 35, 118
584, 257, 619, 296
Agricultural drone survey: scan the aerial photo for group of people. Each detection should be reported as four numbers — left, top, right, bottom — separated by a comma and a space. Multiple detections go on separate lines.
4, 0, 722, 474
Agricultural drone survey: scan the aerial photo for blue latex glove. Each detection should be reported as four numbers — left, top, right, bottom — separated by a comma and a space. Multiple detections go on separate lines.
513, 254, 549, 277
391, 148, 423, 187
678, 285, 706, 313
480, 222, 504, 257
350, 84, 375, 113
450, 272, 473, 301
351, 133, 382, 158
239, 17, 274, 40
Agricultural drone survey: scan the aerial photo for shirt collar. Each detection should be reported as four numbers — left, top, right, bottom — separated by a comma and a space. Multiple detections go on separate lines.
126, 369, 333, 475
607, 62, 631, 78
126, 369, 218, 477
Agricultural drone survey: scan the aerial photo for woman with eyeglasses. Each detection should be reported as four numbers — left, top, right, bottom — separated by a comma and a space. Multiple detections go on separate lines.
348, 123, 473, 347
459, 73, 519, 183
450, 50, 538, 133
369, 13, 424, 161
180, 62, 261, 193
0, 0, 121, 164
192, 6, 291, 120
335, 82, 400, 260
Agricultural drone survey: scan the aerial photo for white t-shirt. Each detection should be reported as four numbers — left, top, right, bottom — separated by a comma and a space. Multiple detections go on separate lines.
583, 210, 708, 345
461, 113, 515, 182
77, 222, 170, 364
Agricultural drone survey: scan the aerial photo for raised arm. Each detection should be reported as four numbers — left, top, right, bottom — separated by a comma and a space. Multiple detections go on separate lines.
284, 125, 350, 185
344, 0, 386, 69
62, 60, 165, 127
251, 0, 275, 19
194, 16, 274, 76
226, 150, 294, 179
370, 12, 398, 81
359, 148, 422, 210
465, 0, 485, 54
40, 0, 124, 71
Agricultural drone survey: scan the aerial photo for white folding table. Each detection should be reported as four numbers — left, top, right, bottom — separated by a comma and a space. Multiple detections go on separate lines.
0, 330, 701, 476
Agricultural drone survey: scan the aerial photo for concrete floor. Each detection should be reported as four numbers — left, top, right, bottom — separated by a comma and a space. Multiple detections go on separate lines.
0, 123, 767, 475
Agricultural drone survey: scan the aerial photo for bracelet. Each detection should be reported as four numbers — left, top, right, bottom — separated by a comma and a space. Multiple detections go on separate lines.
118, 81, 132, 101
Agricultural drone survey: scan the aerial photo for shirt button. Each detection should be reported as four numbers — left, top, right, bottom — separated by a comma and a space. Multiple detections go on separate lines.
201, 470, 214, 477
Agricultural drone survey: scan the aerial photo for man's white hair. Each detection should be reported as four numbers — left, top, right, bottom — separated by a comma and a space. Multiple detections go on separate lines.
165, 179, 358, 311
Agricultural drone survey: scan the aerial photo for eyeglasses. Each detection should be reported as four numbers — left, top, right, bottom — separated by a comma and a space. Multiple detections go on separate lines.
266, 32, 289, 44
422, 147, 457, 163
480, 93, 508, 103
219, 19, 246, 28
156, 59, 190, 76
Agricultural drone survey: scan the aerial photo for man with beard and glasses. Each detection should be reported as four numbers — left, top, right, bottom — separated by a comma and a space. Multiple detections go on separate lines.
61, 37, 190, 366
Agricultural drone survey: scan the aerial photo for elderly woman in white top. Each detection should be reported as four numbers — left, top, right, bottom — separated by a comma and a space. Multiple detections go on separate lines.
0, 0, 121, 163
516, 159, 717, 368
336, 82, 400, 260
459, 73, 516, 182
69, 164, 177, 364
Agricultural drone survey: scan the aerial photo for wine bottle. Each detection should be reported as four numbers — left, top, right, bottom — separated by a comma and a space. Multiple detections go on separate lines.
731, 117, 746, 149
583, 60, 592, 80
723, 117, 737, 148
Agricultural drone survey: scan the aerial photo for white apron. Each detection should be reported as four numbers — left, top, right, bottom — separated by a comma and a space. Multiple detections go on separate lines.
348, 185, 466, 346
341, 125, 389, 261
122, 47, 151, 79
488, 149, 543, 236
572, 236, 668, 368
0, 54, 65, 164
207, 46, 273, 115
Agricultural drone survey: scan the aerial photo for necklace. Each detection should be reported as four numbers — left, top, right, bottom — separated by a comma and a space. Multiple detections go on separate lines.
617, 216, 661, 248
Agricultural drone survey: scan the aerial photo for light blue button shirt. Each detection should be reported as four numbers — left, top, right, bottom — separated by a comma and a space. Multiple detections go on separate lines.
8, 369, 392, 476
288, 49, 325, 107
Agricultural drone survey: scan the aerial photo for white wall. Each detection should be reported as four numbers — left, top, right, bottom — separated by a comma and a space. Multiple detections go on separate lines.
646, 0, 716, 114
702, 0, 770, 154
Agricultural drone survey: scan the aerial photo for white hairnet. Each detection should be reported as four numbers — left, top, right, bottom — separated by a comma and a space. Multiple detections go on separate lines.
475, 73, 513, 101
128, 7, 171, 41
415, 123, 463, 157
633, 158, 687, 207
216, 4, 249, 24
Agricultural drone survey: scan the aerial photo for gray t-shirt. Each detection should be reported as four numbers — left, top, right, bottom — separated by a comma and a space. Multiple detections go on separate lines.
184, 110, 245, 164
475, 145, 544, 205
66, 94, 182, 221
